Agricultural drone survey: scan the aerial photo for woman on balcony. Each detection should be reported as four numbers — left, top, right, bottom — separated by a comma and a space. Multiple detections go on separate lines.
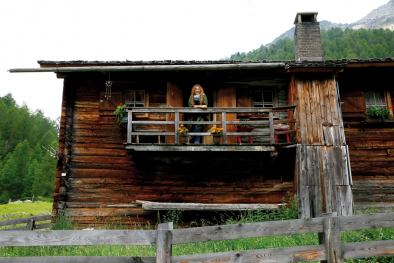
187, 84, 208, 144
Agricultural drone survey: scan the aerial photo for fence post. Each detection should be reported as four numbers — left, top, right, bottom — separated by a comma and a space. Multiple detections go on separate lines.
269, 111, 275, 144
26, 218, 35, 230
156, 222, 173, 263
175, 112, 179, 144
222, 112, 227, 144
127, 110, 133, 144
320, 213, 343, 263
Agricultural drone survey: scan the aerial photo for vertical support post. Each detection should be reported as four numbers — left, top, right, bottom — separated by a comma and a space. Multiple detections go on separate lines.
127, 110, 133, 144
26, 218, 35, 230
269, 111, 275, 144
319, 212, 342, 263
222, 112, 227, 144
175, 111, 179, 144
156, 222, 173, 263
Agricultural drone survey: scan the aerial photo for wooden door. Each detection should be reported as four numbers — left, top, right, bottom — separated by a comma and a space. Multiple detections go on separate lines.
166, 82, 183, 143
217, 86, 237, 144
340, 91, 365, 118
99, 92, 123, 116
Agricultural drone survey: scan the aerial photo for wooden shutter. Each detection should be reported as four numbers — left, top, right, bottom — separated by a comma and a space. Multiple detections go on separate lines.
99, 92, 123, 116
340, 91, 365, 118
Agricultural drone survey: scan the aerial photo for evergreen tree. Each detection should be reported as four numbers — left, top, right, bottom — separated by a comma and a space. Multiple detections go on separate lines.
0, 93, 16, 108
227, 28, 394, 61
0, 93, 59, 201
0, 140, 31, 199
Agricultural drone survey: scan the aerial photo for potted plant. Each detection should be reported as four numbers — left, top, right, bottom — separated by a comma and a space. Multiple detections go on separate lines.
211, 127, 223, 144
366, 104, 393, 121
178, 125, 189, 144
114, 103, 127, 125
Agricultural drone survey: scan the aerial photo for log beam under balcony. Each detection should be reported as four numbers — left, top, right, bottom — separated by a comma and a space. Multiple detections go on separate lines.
125, 144, 277, 152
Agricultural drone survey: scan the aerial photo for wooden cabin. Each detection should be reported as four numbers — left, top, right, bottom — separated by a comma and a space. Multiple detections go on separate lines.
9, 12, 394, 228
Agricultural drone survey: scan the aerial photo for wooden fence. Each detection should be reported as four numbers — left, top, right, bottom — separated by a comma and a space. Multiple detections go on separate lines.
126, 106, 296, 144
1, 212, 394, 262
0, 215, 51, 231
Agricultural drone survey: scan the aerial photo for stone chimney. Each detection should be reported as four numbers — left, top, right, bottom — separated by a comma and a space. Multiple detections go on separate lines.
294, 12, 323, 61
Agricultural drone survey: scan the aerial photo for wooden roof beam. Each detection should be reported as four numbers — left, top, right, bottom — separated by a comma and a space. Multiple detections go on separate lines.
9, 63, 285, 73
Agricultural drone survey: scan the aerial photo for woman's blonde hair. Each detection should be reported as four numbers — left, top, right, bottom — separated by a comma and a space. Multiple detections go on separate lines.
190, 84, 204, 106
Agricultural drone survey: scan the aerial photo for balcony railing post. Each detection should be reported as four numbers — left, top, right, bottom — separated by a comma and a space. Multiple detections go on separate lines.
127, 110, 133, 144
269, 111, 275, 144
175, 111, 179, 144
222, 112, 227, 144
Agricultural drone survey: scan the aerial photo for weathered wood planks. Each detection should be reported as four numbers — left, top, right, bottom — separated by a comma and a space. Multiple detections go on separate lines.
297, 145, 353, 218
295, 77, 344, 146
0, 230, 156, 247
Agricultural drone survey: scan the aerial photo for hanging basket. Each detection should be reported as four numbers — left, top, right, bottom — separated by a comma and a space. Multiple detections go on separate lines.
213, 135, 222, 144
180, 135, 189, 144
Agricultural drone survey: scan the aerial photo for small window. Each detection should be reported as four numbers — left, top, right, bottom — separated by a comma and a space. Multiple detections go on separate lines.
253, 90, 274, 107
126, 90, 145, 107
125, 90, 149, 118
365, 91, 387, 108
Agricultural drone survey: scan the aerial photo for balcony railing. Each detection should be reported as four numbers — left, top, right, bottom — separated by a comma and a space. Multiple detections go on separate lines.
125, 106, 296, 149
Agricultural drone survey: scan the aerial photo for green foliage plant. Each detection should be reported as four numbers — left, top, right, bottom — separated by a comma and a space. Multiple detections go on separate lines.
177, 125, 189, 136
236, 119, 250, 128
366, 104, 393, 119
52, 211, 74, 230
162, 209, 183, 229
114, 103, 126, 124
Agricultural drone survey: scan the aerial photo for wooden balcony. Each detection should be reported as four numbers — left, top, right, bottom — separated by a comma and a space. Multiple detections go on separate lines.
124, 106, 296, 152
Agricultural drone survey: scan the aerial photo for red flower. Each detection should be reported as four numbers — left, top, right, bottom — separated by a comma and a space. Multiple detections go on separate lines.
120, 103, 123, 106
370, 103, 372, 106
382, 107, 385, 109
389, 107, 393, 110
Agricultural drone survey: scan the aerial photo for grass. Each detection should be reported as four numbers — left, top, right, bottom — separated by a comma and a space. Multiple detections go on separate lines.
0, 201, 52, 219
1, 195, 394, 262
0, 201, 52, 230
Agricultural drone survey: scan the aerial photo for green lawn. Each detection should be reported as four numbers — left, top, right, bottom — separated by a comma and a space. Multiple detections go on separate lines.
0, 201, 52, 218
0, 201, 52, 226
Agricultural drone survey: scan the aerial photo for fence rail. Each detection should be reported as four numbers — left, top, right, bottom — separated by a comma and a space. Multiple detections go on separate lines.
126, 106, 296, 144
1, 212, 394, 262
0, 215, 51, 231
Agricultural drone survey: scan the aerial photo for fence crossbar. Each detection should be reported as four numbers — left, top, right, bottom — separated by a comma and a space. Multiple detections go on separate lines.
2, 213, 394, 262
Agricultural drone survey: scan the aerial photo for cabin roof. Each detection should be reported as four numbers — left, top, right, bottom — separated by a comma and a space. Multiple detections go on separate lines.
37, 58, 394, 69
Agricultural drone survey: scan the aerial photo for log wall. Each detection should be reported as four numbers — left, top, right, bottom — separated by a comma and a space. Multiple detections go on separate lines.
344, 91, 394, 211
53, 75, 296, 228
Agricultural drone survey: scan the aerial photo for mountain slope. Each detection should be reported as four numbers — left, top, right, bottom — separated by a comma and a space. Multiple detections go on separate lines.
266, 0, 393, 46
350, 0, 394, 30
266, 21, 349, 46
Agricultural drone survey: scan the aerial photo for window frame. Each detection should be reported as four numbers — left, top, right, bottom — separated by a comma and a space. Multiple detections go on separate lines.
125, 89, 149, 118
365, 91, 387, 108
251, 89, 278, 118
365, 91, 393, 117
253, 90, 275, 108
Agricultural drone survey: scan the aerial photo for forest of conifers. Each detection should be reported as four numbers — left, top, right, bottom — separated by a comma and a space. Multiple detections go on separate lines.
1, 27, 394, 204
0, 94, 58, 203
228, 28, 394, 61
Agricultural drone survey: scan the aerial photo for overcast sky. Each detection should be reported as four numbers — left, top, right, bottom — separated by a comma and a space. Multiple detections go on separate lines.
0, 0, 389, 121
